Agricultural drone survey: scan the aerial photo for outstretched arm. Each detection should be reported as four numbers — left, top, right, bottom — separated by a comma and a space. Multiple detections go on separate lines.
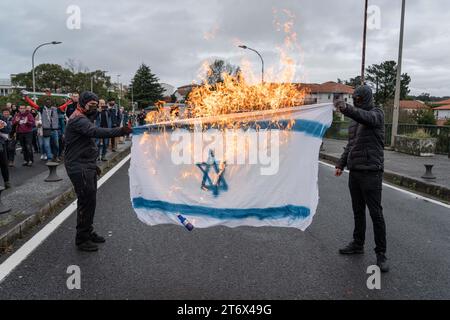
58, 99, 73, 112
23, 95, 40, 111
74, 116, 130, 139
339, 103, 384, 128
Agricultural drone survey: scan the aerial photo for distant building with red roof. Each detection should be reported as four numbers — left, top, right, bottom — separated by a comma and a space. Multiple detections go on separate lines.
433, 104, 450, 125
297, 81, 354, 105
399, 100, 428, 113
434, 98, 450, 105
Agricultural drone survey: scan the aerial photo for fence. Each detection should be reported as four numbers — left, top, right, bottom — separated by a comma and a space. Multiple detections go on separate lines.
325, 122, 450, 154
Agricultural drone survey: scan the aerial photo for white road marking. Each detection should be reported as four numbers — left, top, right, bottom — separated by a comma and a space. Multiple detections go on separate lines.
319, 160, 450, 209
0, 154, 131, 283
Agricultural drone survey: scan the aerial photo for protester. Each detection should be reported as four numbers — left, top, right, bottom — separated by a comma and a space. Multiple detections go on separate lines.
64, 91, 132, 252
137, 109, 146, 126
107, 98, 121, 152
334, 85, 388, 273
23, 93, 72, 162
2, 109, 16, 167
95, 99, 111, 161
11, 104, 18, 116
34, 111, 46, 160
119, 106, 129, 142
0, 109, 12, 188
12, 105, 35, 166
29, 107, 40, 154
57, 107, 66, 159
64, 93, 79, 119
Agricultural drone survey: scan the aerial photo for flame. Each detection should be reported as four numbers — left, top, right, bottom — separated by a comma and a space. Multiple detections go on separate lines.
144, 9, 308, 128
186, 9, 308, 124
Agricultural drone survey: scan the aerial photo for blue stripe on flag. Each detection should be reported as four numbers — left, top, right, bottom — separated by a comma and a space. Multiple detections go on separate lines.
133, 119, 329, 138
132, 197, 310, 220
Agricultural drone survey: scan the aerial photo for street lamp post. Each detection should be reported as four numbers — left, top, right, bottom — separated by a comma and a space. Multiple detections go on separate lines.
238, 45, 264, 83
130, 84, 135, 113
90, 75, 94, 92
32, 41, 62, 101
391, 0, 406, 148
117, 74, 121, 108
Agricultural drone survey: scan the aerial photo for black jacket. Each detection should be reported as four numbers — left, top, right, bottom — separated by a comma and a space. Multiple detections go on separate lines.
337, 87, 385, 172
64, 112, 123, 174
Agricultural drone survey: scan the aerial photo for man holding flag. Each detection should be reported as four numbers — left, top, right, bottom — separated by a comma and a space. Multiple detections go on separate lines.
64, 91, 132, 252
334, 85, 389, 273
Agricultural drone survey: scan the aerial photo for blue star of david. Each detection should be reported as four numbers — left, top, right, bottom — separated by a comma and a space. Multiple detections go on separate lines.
196, 150, 228, 197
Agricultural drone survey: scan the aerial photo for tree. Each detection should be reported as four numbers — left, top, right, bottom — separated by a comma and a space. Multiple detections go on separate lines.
12, 63, 72, 92
413, 109, 437, 125
343, 76, 362, 88
130, 64, 164, 108
365, 60, 411, 106
11, 62, 113, 96
206, 59, 240, 85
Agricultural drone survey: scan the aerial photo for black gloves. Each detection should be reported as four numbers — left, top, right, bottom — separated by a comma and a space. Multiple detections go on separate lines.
96, 166, 102, 177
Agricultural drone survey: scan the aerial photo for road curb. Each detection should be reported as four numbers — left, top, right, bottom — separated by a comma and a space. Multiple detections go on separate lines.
0, 144, 131, 253
319, 152, 450, 204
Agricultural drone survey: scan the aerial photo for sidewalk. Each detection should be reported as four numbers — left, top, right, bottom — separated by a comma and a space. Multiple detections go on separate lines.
0, 140, 131, 253
320, 139, 450, 203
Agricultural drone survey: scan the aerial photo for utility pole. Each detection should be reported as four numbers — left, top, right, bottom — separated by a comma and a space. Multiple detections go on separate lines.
117, 74, 121, 108
391, 0, 406, 148
361, 0, 369, 85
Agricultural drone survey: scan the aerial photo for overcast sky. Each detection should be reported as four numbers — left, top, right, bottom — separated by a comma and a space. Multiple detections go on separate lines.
1, 0, 449, 96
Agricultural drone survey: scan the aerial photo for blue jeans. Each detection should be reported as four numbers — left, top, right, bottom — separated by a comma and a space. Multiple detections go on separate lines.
96, 138, 109, 157
43, 130, 59, 160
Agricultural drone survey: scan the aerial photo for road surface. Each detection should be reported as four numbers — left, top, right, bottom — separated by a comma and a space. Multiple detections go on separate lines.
0, 159, 449, 299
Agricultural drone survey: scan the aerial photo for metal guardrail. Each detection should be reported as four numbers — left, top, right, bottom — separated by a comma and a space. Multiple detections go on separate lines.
326, 122, 450, 154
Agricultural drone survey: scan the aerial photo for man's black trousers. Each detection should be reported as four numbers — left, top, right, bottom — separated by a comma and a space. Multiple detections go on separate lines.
68, 169, 97, 245
348, 170, 386, 254
17, 132, 34, 162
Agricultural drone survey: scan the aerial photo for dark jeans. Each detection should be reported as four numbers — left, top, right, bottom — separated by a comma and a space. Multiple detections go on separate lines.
6, 139, 16, 162
68, 169, 98, 245
17, 132, 34, 163
97, 138, 109, 157
349, 170, 386, 254
0, 145, 9, 183
32, 129, 40, 153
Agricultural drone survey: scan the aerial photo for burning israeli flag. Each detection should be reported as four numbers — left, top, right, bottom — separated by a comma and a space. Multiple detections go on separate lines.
129, 103, 332, 231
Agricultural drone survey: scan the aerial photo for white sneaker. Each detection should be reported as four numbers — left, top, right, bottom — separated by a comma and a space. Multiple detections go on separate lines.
43, 155, 47, 161
40, 155, 44, 160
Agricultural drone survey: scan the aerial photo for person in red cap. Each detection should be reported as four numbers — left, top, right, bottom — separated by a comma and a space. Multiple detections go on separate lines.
64, 91, 132, 252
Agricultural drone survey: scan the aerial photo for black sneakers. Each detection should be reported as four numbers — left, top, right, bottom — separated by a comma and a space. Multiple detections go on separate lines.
376, 253, 390, 273
77, 240, 99, 252
339, 242, 364, 255
90, 232, 106, 243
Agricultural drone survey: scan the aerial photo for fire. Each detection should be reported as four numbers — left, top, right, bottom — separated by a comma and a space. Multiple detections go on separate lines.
145, 9, 308, 128
186, 9, 307, 124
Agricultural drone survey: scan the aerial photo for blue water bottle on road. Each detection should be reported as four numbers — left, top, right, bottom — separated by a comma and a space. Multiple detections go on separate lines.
177, 214, 194, 231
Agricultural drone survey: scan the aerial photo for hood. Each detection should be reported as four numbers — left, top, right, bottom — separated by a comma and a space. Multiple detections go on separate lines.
352, 85, 374, 110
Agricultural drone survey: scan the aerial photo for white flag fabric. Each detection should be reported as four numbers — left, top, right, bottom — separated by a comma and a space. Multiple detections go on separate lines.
129, 103, 333, 231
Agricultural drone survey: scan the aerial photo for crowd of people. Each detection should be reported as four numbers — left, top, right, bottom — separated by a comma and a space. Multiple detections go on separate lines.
0, 91, 135, 190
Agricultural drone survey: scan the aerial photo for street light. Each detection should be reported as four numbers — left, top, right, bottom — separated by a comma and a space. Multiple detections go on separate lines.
32, 41, 62, 100
130, 84, 135, 113
238, 45, 264, 83
117, 74, 121, 108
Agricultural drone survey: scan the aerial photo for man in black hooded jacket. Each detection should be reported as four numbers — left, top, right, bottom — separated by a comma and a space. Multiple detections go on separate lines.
334, 85, 389, 272
64, 91, 132, 252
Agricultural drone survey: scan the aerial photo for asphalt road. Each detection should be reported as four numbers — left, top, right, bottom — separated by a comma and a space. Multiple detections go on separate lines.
5, 148, 54, 189
0, 160, 449, 299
